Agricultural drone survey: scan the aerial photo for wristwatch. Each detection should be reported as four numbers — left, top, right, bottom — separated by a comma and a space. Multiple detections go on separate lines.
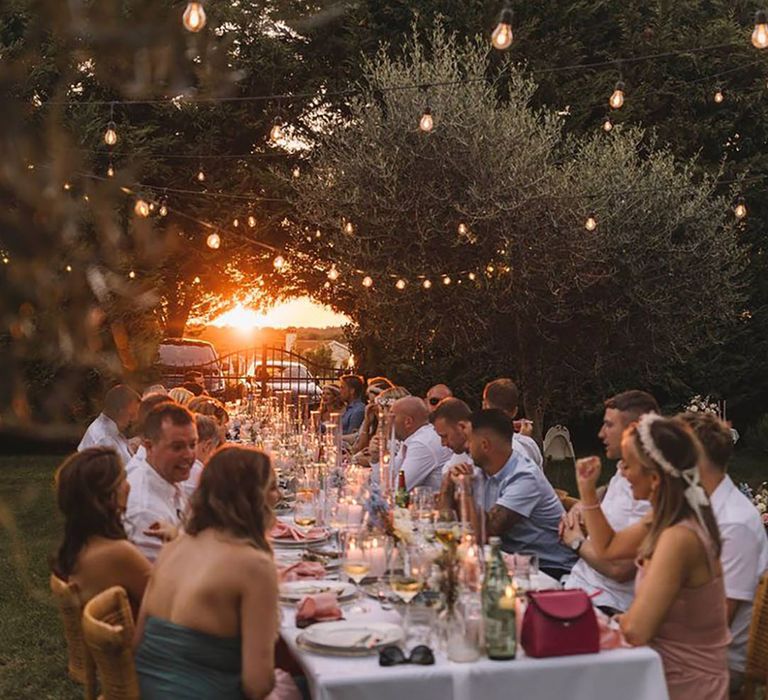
570, 537, 586, 555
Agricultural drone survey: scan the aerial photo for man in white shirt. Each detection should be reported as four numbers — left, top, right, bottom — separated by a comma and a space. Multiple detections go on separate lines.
560, 390, 659, 613
181, 414, 221, 500
78, 385, 140, 466
390, 396, 453, 492
482, 378, 543, 468
681, 412, 768, 692
125, 403, 197, 562
125, 393, 175, 476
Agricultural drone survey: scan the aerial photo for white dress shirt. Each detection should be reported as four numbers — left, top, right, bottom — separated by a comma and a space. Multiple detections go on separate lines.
125, 444, 146, 476
78, 413, 133, 467
711, 475, 768, 673
564, 465, 651, 611
513, 433, 543, 469
124, 462, 188, 563
181, 460, 204, 500
394, 423, 453, 492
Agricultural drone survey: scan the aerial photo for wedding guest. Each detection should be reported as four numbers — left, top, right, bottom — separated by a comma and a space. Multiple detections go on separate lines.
182, 414, 222, 500
482, 378, 543, 468
125, 404, 197, 562
53, 448, 151, 616
134, 446, 290, 700
181, 381, 206, 397
78, 385, 141, 466
353, 386, 412, 467
188, 396, 229, 444
168, 386, 195, 405
561, 390, 658, 615
680, 412, 768, 694
351, 377, 396, 453
425, 384, 453, 414
576, 414, 729, 700
450, 409, 576, 579
318, 384, 345, 425
143, 384, 168, 398
430, 397, 474, 473
339, 374, 366, 437
125, 394, 176, 475
390, 396, 454, 492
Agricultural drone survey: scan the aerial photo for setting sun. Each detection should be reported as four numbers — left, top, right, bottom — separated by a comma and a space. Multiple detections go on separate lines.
210, 297, 350, 330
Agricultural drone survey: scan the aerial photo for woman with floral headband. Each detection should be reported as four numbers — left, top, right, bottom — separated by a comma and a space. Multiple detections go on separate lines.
575, 413, 728, 700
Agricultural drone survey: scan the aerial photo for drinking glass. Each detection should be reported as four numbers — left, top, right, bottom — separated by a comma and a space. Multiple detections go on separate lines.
342, 531, 373, 612
390, 544, 427, 633
294, 491, 317, 529
434, 509, 461, 547
512, 552, 539, 591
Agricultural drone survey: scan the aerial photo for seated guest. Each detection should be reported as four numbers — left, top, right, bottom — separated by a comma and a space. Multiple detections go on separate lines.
446, 409, 576, 579
181, 381, 206, 397
354, 386, 411, 467
126, 393, 176, 475
681, 412, 768, 694
143, 384, 168, 398
430, 397, 474, 473
482, 378, 543, 468
134, 446, 288, 700
390, 396, 453, 492
182, 414, 221, 500
576, 415, 729, 700
352, 377, 396, 453
425, 384, 453, 414
339, 374, 366, 438
78, 385, 141, 466
188, 396, 229, 444
318, 383, 345, 426
560, 390, 658, 615
125, 404, 197, 562
168, 386, 194, 405
53, 447, 151, 616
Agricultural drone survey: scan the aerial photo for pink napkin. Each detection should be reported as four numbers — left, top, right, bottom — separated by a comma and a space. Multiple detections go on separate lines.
270, 521, 328, 542
595, 609, 631, 650
279, 561, 326, 582
265, 669, 302, 700
295, 592, 343, 628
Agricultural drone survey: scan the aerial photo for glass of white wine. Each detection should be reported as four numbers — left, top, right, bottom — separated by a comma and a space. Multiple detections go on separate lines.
342, 531, 372, 613
390, 544, 426, 634
294, 491, 317, 529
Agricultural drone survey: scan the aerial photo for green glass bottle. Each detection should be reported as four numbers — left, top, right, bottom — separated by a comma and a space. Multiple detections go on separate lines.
482, 537, 516, 660
395, 470, 410, 508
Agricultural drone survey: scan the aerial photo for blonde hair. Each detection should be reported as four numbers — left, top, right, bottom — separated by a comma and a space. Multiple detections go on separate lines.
168, 387, 194, 405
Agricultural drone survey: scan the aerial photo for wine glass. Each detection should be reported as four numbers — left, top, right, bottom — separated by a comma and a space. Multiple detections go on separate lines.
390, 544, 427, 633
342, 530, 373, 612
434, 509, 461, 547
294, 491, 317, 529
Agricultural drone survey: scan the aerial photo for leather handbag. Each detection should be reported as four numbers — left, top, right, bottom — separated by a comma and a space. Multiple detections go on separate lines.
520, 589, 599, 658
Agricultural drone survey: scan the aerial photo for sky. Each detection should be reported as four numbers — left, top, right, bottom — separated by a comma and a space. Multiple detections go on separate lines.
210, 296, 350, 329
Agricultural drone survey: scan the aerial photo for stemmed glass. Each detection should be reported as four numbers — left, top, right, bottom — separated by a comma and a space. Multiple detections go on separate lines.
434, 508, 461, 547
294, 490, 317, 529
342, 530, 373, 613
390, 544, 427, 634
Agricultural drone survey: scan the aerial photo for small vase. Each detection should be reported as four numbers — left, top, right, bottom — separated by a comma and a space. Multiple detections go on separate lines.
439, 606, 480, 663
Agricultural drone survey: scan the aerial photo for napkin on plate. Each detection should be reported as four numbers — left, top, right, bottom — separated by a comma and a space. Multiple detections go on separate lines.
295, 592, 343, 628
271, 521, 328, 541
279, 561, 326, 582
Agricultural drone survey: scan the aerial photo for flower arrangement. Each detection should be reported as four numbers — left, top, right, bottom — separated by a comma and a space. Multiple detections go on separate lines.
433, 542, 461, 614
739, 482, 768, 530
684, 394, 721, 415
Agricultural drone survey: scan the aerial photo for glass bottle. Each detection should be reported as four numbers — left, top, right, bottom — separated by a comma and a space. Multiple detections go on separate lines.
482, 537, 516, 660
395, 469, 410, 508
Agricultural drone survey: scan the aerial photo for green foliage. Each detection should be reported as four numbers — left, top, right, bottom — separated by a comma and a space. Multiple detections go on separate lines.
303, 343, 335, 369
745, 415, 768, 454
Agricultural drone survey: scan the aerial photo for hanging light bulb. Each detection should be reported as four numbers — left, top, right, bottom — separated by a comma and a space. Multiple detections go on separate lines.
714, 88, 724, 104
233, 218, 239, 227
734, 198, 748, 220
270, 122, 284, 143
206, 232, 221, 249
609, 81, 625, 110
419, 107, 434, 133
327, 266, 339, 282
128, 270, 136, 279
63, 182, 71, 191
344, 221, 354, 235
491, 3, 514, 50
585, 212, 597, 231
104, 122, 118, 146
423, 279, 432, 289
193, 276, 201, 284
248, 215, 256, 228
362, 276, 373, 288
292, 166, 301, 178
487, 264, 495, 273
458, 222, 469, 236
183, 1, 206, 32
395, 278, 406, 290
107, 162, 115, 178
197, 168, 205, 183
468, 272, 476, 281
443, 275, 452, 285
159, 203, 168, 217
134, 198, 150, 218
273, 255, 286, 270
65, 264, 72, 272
602, 116, 613, 132
753, 10, 768, 49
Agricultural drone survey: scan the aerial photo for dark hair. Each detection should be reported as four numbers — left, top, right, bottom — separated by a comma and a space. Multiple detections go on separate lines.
183, 370, 204, 382
144, 403, 195, 442
430, 397, 472, 425
53, 448, 127, 577
103, 384, 140, 417
470, 408, 515, 442
679, 412, 733, 471
137, 394, 175, 436
340, 374, 364, 399
604, 390, 659, 421
181, 381, 205, 396
186, 446, 274, 552
483, 378, 519, 414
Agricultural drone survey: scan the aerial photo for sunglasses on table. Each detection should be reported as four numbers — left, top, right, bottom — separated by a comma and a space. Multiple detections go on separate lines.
378, 645, 435, 667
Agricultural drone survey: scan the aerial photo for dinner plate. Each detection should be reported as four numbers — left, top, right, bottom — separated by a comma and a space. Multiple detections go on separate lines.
272, 530, 331, 548
279, 579, 356, 602
301, 621, 404, 652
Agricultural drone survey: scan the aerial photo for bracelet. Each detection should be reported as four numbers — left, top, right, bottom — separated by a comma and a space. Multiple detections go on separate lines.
580, 502, 601, 511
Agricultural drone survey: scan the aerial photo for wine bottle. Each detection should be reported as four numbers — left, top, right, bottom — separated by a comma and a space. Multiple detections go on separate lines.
395, 469, 410, 508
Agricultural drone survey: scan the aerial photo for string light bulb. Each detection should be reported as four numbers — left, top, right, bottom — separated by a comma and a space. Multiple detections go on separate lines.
458, 222, 468, 236
491, 3, 514, 50
193, 276, 201, 284
585, 212, 597, 231
65, 264, 72, 272
344, 221, 354, 235
128, 270, 136, 279
292, 166, 301, 178
206, 232, 221, 249
734, 198, 748, 220
753, 10, 768, 49
270, 122, 284, 143
104, 122, 118, 146
134, 198, 150, 218
183, 1, 206, 32
233, 218, 239, 227
395, 278, 406, 290
423, 279, 432, 289
609, 81, 625, 110
159, 203, 168, 217
196, 168, 205, 183
362, 276, 373, 288
107, 162, 115, 178
327, 266, 339, 281
443, 275, 452, 285
419, 107, 434, 133
714, 88, 724, 104
468, 272, 476, 281
248, 215, 256, 228
602, 116, 613, 132
273, 255, 285, 270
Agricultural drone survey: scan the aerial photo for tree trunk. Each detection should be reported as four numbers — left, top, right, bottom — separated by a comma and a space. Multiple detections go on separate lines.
164, 297, 193, 338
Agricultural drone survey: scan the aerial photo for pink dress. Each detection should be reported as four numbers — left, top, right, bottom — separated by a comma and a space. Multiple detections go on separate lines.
635, 519, 730, 700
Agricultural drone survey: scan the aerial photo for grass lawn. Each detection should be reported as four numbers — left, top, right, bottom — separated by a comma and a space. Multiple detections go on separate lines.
0, 448, 765, 698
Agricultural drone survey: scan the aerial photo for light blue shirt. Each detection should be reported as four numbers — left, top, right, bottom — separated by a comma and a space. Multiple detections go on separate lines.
341, 399, 366, 434
477, 450, 576, 571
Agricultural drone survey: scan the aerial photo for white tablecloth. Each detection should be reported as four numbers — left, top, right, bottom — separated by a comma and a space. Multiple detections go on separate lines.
281, 601, 669, 700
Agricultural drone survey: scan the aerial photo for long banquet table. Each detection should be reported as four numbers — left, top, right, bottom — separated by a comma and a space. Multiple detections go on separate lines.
280, 598, 670, 700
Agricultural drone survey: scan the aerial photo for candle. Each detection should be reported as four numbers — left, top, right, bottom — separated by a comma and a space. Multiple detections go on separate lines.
498, 585, 516, 611
368, 537, 388, 577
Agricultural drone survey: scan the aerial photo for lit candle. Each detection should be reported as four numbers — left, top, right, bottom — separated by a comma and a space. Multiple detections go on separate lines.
368, 537, 388, 577
498, 584, 516, 611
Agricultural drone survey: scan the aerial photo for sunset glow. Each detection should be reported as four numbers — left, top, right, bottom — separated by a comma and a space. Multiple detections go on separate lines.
210, 297, 350, 330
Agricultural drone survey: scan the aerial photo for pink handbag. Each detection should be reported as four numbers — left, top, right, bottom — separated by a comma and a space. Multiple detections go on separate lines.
520, 589, 599, 658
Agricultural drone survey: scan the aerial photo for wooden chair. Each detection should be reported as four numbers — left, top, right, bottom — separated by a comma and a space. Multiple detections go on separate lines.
50, 573, 96, 697
743, 572, 768, 700
554, 489, 579, 513
82, 586, 140, 700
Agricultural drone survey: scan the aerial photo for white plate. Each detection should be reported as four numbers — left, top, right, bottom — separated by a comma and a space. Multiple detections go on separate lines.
279, 579, 356, 602
302, 621, 404, 651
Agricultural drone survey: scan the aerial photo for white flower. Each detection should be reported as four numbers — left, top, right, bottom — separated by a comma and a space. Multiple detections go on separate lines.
758, 502, 767, 514
690, 405, 699, 412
